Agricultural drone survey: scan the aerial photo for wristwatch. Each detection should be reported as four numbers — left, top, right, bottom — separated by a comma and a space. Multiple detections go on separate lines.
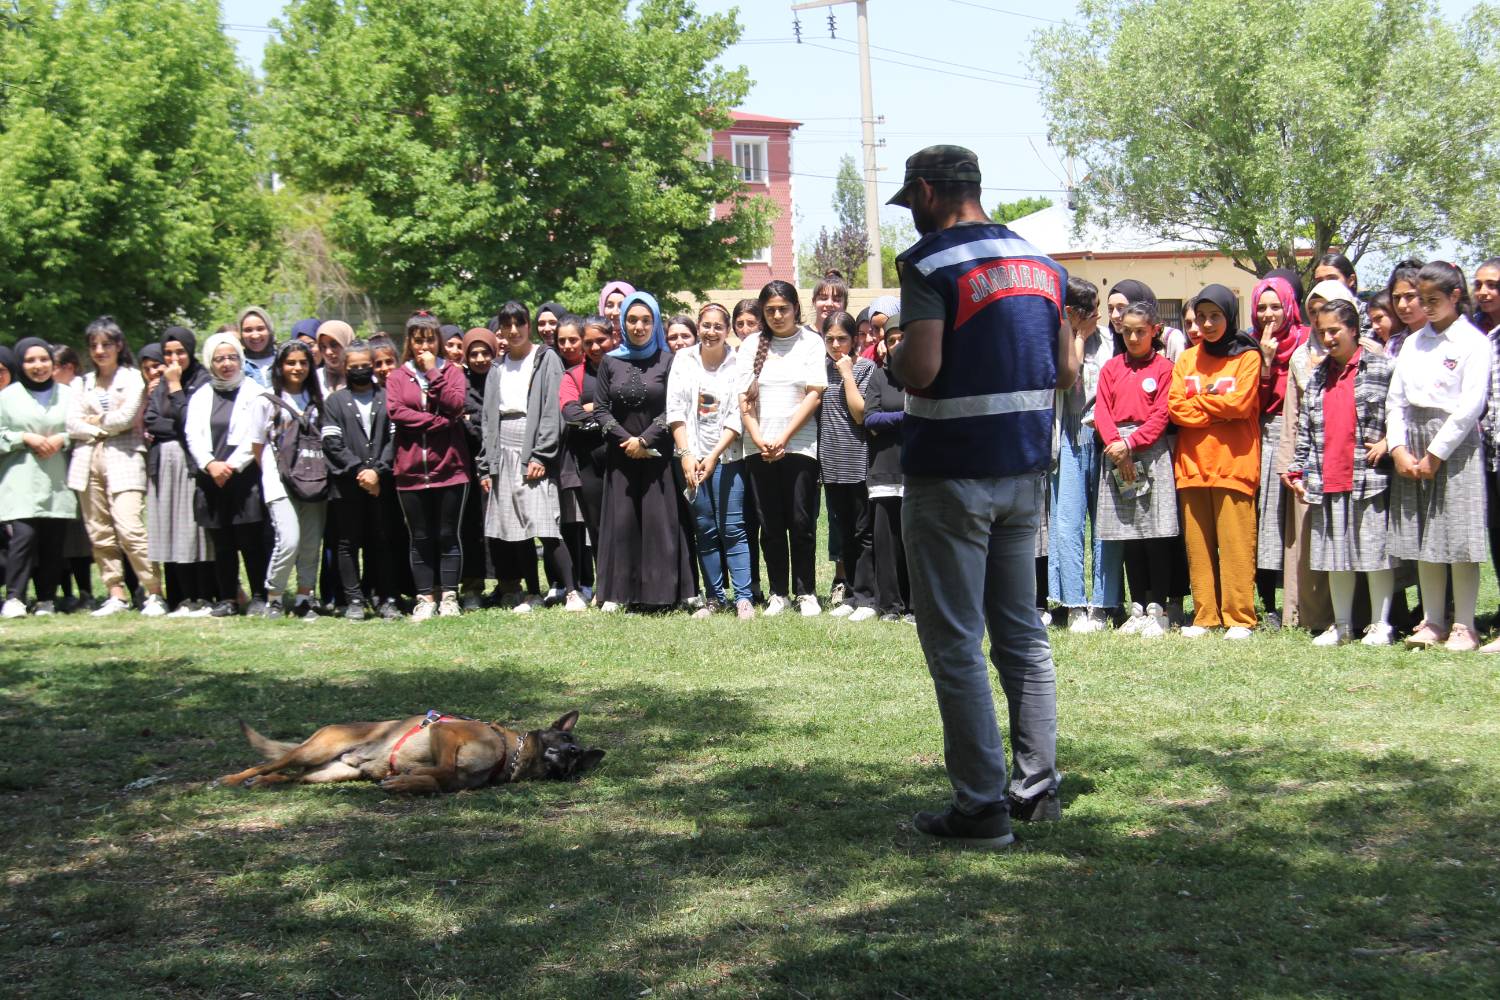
673, 446, 688, 459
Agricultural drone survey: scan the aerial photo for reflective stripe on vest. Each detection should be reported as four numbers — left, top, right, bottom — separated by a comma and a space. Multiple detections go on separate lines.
911, 236, 1046, 277
904, 388, 1054, 420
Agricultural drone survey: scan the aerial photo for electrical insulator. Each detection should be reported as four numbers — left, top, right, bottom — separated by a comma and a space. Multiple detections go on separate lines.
827, 13, 837, 37
792, 15, 802, 42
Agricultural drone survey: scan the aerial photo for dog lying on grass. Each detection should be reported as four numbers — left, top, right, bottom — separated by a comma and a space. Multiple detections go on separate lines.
218, 709, 604, 793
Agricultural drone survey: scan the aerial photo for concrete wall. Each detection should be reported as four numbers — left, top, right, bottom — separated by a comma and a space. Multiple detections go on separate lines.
1056, 253, 1256, 328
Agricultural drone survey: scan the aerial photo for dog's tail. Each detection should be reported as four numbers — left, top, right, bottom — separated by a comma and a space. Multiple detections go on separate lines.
240, 720, 300, 760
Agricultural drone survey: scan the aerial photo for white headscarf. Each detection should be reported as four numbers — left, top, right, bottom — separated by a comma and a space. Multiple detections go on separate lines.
1303, 280, 1360, 360
201, 332, 246, 392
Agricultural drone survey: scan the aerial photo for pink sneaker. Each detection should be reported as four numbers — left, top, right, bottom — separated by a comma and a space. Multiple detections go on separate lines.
1444, 623, 1479, 652
1403, 620, 1449, 649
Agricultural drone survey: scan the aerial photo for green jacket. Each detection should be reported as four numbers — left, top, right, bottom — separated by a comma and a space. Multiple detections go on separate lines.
0, 382, 78, 520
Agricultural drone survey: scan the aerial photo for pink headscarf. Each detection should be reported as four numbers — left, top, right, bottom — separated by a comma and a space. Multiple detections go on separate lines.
1250, 275, 1309, 417
597, 280, 636, 317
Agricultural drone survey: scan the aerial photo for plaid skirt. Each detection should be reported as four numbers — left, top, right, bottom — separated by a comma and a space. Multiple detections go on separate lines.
483, 414, 562, 542
1388, 407, 1488, 563
146, 440, 213, 563
1256, 413, 1288, 570
1096, 425, 1178, 541
1308, 490, 1395, 573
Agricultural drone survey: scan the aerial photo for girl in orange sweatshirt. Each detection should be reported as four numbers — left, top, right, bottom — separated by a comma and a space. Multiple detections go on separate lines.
1168, 284, 1264, 636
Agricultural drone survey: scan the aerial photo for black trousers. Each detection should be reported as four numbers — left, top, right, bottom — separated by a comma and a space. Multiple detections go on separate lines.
494, 537, 574, 595
824, 481, 874, 608
334, 491, 396, 604
460, 474, 487, 587
867, 495, 909, 615
5, 518, 67, 603
399, 484, 466, 596
1122, 537, 1175, 609
164, 561, 216, 606
208, 523, 270, 603
746, 453, 820, 598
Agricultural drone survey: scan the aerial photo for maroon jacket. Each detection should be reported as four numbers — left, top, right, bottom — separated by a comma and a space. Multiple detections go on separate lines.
385, 360, 472, 491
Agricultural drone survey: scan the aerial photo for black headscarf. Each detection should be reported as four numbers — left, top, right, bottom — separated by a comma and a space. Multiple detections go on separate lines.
159, 326, 202, 378
1263, 268, 1305, 311
13, 336, 55, 391
1108, 279, 1160, 353
1192, 285, 1258, 358
138, 343, 164, 366
0, 345, 18, 385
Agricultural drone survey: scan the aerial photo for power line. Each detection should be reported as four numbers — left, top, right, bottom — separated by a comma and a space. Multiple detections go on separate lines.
865, 41, 1036, 83
941, 0, 1068, 25
780, 166, 1058, 195
801, 39, 1040, 90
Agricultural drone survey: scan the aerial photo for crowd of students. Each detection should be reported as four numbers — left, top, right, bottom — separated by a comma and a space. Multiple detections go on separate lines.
3, 253, 1498, 650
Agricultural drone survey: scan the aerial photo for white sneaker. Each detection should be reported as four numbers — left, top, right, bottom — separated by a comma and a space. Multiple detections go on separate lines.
848, 606, 877, 622
1313, 624, 1352, 647
798, 594, 821, 617
184, 600, 213, 618
1118, 602, 1147, 634
33, 601, 54, 617
438, 593, 462, 617
829, 582, 846, 607
1181, 624, 1209, 638
830, 603, 855, 618
1139, 616, 1166, 639
1039, 609, 1052, 627
1145, 602, 1169, 633
763, 595, 787, 617
410, 599, 437, 623
1361, 622, 1394, 646
1, 598, 26, 619
564, 590, 587, 612
140, 594, 168, 618
1224, 626, 1253, 640
512, 599, 534, 614
1067, 608, 1101, 633
600, 600, 621, 613
91, 596, 131, 617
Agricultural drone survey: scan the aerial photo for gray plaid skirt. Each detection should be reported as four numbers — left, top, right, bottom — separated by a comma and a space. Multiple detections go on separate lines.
147, 440, 213, 563
1256, 412, 1288, 570
1096, 425, 1179, 541
1308, 490, 1395, 573
483, 414, 562, 542
1388, 406, 1488, 563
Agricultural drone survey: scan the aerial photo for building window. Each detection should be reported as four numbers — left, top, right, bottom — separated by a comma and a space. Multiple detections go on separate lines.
739, 243, 772, 265
732, 136, 769, 184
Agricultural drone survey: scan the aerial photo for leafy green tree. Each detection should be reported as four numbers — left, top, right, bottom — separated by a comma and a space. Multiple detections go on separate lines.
832, 154, 865, 233
261, 0, 773, 321
0, 0, 276, 342
1032, 0, 1500, 274
993, 196, 1052, 225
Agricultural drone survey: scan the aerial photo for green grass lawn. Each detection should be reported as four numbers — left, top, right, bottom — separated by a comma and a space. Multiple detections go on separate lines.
3, 596, 1500, 998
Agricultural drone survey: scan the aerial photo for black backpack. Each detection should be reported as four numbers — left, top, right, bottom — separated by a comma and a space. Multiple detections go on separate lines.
268, 397, 330, 502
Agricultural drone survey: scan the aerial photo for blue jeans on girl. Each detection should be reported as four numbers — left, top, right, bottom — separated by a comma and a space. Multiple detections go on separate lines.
692, 460, 752, 603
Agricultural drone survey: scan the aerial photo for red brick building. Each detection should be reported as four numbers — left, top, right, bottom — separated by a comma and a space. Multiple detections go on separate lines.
711, 111, 801, 290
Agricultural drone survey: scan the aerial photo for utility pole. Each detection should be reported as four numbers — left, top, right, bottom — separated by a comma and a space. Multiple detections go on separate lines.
792, 0, 882, 287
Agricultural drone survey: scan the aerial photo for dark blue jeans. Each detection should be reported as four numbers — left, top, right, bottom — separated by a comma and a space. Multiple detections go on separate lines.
692, 460, 752, 603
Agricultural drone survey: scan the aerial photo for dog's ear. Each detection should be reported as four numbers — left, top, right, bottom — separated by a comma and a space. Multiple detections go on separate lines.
575, 748, 605, 774
551, 710, 579, 733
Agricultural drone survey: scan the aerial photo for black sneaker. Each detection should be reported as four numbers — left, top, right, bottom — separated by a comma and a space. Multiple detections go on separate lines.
344, 603, 367, 621
912, 802, 1015, 849
245, 598, 270, 618
209, 600, 239, 618
264, 599, 284, 620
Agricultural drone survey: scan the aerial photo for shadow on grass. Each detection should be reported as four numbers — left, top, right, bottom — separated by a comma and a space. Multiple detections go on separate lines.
3, 633, 1499, 998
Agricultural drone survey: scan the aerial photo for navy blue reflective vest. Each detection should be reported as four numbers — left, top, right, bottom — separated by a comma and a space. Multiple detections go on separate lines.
896, 222, 1066, 479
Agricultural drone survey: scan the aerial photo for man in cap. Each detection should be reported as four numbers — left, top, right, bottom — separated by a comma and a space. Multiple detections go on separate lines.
887, 145, 1078, 847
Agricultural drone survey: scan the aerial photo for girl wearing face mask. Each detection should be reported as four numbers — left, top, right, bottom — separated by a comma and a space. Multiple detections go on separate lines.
559, 316, 612, 595
237, 307, 277, 389
667, 301, 752, 618
593, 291, 697, 612
185, 333, 277, 617
1386, 262, 1489, 652
456, 327, 498, 610
1285, 300, 1396, 646
0, 337, 77, 617
65, 316, 167, 617
143, 328, 216, 614
320, 341, 401, 620
263, 340, 328, 619
1169, 285, 1263, 638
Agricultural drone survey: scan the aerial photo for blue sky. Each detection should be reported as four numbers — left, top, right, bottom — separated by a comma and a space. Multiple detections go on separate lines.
222, 0, 1481, 256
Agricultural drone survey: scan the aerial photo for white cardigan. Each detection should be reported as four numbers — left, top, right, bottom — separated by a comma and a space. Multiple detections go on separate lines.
185, 380, 285, 503
666, 344, 744, 463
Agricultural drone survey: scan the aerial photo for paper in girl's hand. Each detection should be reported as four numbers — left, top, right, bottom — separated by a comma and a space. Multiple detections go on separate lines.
1184, 375, 1202, 398
1212, 376, 1236, 394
